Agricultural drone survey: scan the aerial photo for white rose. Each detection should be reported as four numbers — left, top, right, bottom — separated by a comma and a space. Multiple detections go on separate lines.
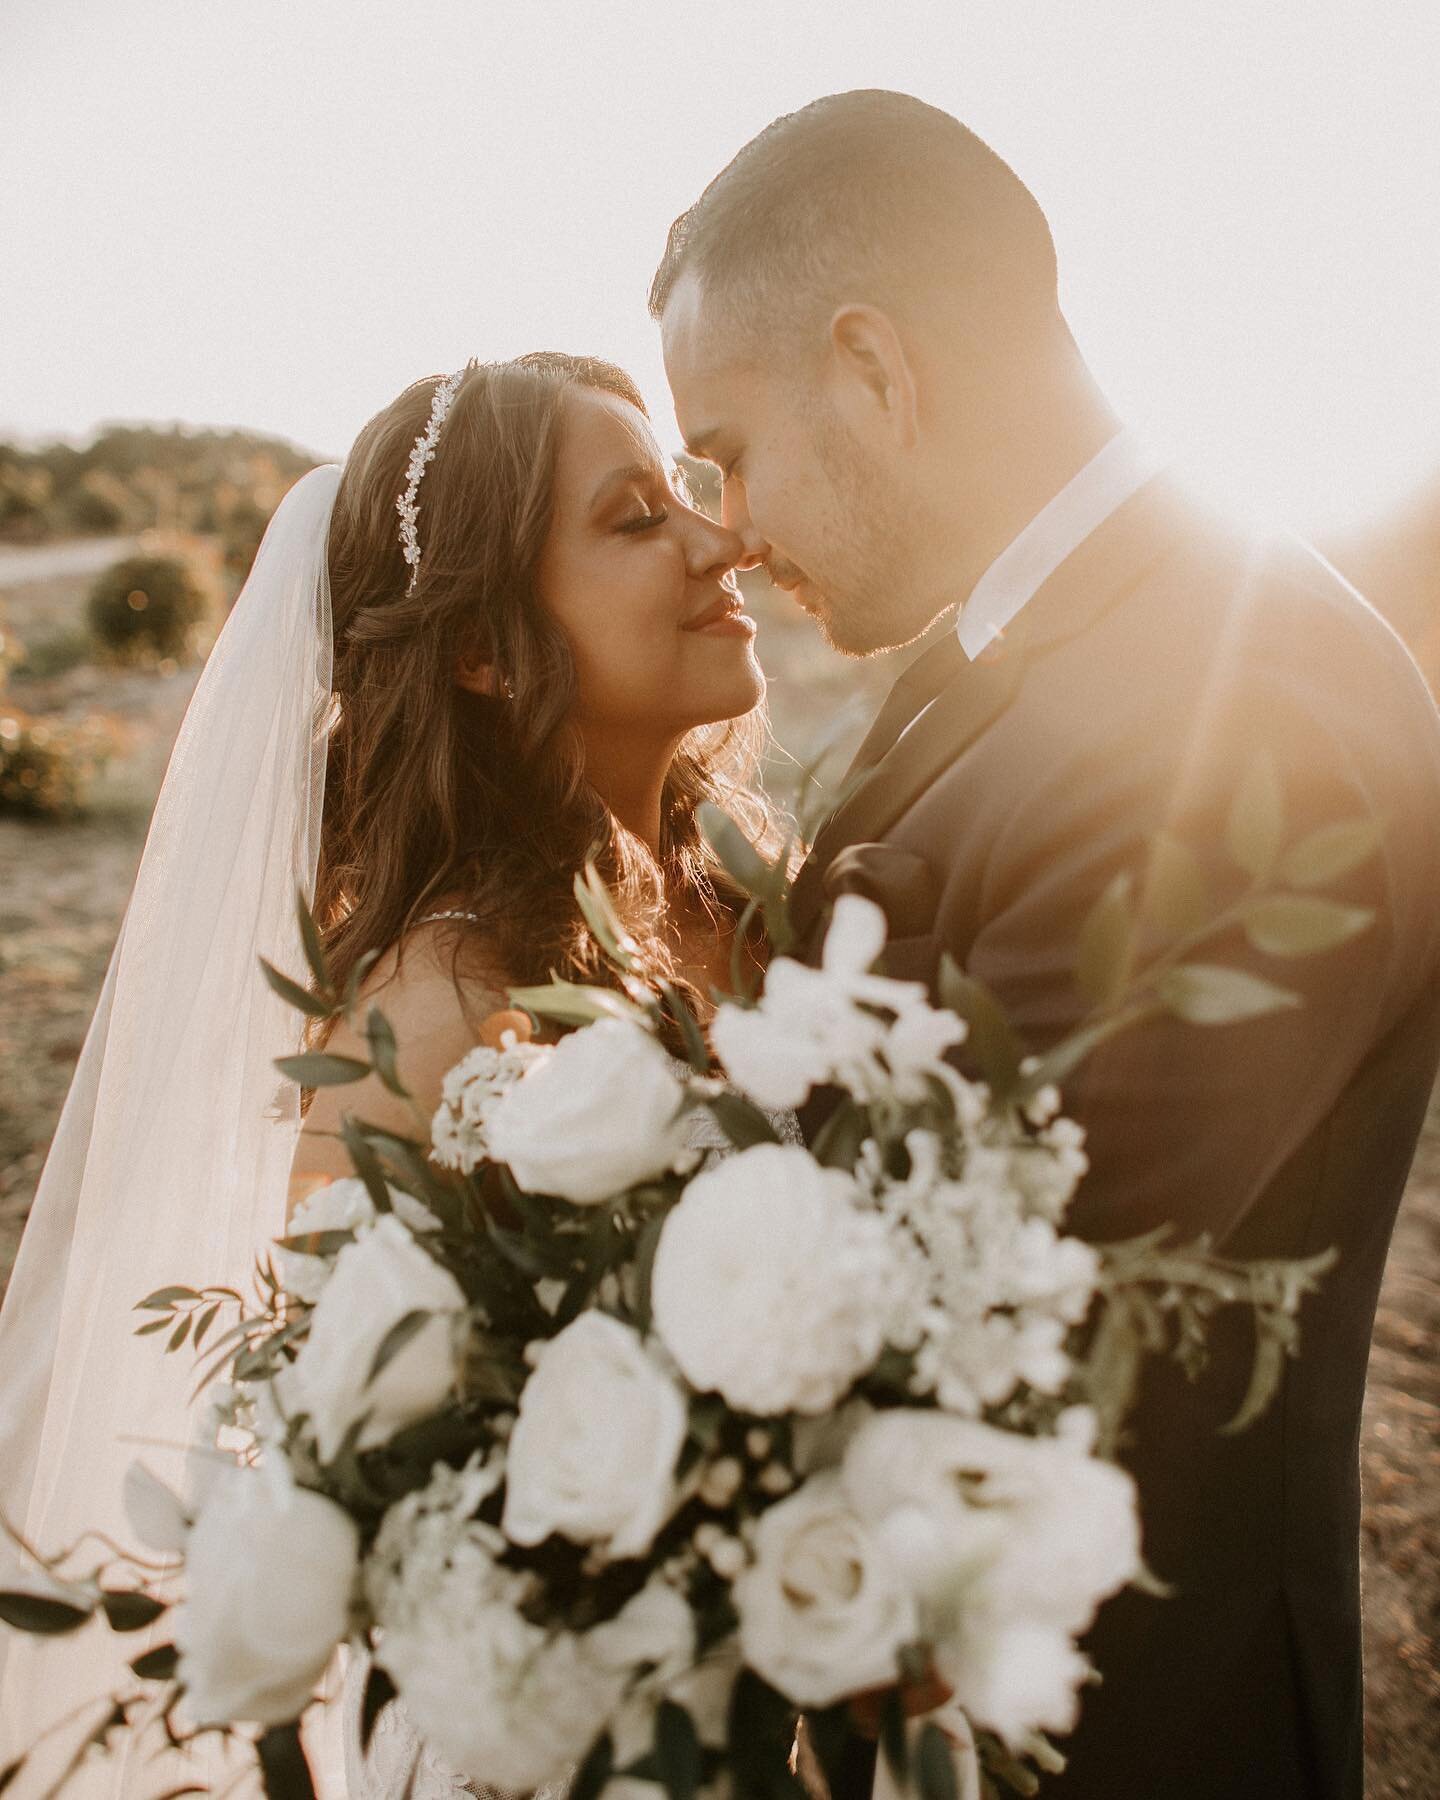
486, 1019, 695, 1203
502, 1313, 687, 1559
733, 1473, 917, 1705
652, 1144, 895, 1414
277, 1177, 440, 1303
841, 1411, 1139, 1740
175, 1468, 358, 1725
289, 1215, 466, 1461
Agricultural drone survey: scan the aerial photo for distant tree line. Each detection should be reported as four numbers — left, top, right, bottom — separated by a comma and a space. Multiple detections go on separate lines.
0, 424, 320, 580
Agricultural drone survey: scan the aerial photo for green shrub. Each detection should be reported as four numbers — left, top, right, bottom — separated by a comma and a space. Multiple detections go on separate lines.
0, 710, 116, 819
87, 553, 209, 664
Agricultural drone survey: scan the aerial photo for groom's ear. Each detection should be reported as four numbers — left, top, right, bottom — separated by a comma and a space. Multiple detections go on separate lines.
827, 305, 919, 449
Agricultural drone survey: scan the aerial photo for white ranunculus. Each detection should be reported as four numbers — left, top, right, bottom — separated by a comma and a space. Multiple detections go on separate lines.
840, 1410, 1139, 1741
430, 1037, 550, 1174
652, 1144, 895, 1415
502, 1312, 687, 1559
289, 1214, 466, 1461
733, 1473, 917, 1706
175, 1468, 358, 1725
486, 1018, 695, 1203
277, 1177, 441, 1303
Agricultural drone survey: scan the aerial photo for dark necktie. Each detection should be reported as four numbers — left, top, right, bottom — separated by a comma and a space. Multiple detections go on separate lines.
845, 628, 973, 778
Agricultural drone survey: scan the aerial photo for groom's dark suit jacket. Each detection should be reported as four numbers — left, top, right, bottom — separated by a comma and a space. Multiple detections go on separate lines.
791, 476, 1440, 1800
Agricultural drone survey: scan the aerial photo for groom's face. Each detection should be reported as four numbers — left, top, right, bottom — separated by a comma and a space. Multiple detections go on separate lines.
661, 274, 917, 656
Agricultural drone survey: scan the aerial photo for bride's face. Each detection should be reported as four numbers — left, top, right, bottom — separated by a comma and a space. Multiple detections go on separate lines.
535, 386, 764, 744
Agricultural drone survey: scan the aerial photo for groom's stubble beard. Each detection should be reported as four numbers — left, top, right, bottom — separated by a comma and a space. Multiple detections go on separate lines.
798, 404, 946, 660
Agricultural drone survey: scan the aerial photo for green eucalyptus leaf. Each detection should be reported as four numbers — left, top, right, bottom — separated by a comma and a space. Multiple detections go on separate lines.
135, 1286, 201, 1311
811, 1098, 870, 1171
1158, 963, 1301, 1025
0, 1591, 94, 1635
129, 1642, 180, 1681
274, 1228, 356, 1257
134, 1316, 174, 1337
259, 957, 334, 1019
100, 1590, 169, 1633
275, 1052, 371, 1088
699, 802, 776, 901
916, 1721, 960, 1800
660, 980, 711, 1075
706, 1090, 782, 1149
575, 865, 641, 971
338, 1117, 396, 1214
166, 1314, 192, 1353
1142, 835, 1211, 937
191, 1301, 222, 1349
1076, 872, 1135, 1008
655, 1700, 702, 1800
631, 1208, 669, 1336
1240, 895, 1372, 957
879, 1689, 909, 1786
569, 1735, 614, 1800
507, 980, 648, 1028
256, 1719, 317, 1800
360, 1662, 397, 1753
1280, 816, 1385, 888
295, 890, 332, 997
366, 1309, 431, 1387
365, 1007, 408, 1098
1226, 751, 1284, 881
342, 947, 384, 1018
939, 956, 1023, 1093
1221, 1322, 1291, 1436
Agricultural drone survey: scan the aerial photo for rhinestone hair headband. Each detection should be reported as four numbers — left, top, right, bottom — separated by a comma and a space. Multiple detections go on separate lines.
395, 364, 469, 592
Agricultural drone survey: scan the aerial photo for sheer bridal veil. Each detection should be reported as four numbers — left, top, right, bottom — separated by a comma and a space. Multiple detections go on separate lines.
0, 464, 341, 1786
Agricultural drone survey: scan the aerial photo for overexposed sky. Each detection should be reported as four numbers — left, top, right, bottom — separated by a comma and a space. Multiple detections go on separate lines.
2, 0, 1437, 534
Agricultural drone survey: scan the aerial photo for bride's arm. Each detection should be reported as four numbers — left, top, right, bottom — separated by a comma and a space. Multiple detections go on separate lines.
287, 925, 508, 1208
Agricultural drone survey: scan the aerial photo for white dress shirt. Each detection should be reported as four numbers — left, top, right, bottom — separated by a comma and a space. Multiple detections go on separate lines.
956, 428, 1171, 661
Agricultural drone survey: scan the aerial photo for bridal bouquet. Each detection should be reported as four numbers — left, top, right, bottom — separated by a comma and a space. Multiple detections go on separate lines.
2, 774, 1371, 1800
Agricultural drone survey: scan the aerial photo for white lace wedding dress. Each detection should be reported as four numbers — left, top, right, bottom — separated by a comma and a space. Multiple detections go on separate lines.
343, 1059, 801, 1800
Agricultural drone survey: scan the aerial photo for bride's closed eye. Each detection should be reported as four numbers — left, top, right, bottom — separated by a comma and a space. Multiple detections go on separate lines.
616, 503, 670, 534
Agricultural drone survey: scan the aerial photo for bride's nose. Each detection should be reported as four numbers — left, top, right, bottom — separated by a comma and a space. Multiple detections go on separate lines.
684, 509, 750, 584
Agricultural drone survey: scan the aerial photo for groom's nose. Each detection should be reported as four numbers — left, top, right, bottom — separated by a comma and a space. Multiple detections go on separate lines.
720, 482, 769, 571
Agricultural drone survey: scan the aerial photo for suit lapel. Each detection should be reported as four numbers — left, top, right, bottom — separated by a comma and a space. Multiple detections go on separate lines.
788, 647, 1023, 940
787, 471, 1200, 947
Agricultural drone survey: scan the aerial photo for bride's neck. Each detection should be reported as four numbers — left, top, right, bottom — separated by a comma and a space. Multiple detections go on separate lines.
582, 730, 678, 856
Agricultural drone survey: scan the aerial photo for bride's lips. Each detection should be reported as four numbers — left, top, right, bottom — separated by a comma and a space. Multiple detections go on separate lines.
682, 593, 757, 639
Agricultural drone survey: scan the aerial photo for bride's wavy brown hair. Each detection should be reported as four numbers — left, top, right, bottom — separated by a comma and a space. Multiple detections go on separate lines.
316, 353, 780, 1019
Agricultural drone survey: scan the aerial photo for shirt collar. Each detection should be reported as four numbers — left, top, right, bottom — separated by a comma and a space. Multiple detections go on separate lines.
957, 428, 1171, 661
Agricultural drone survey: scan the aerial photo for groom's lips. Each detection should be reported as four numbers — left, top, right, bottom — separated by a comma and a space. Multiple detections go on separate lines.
682, 594, 757, 639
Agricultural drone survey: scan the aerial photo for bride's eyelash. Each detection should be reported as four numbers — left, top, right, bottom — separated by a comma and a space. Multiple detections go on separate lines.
618, 506, 670, 534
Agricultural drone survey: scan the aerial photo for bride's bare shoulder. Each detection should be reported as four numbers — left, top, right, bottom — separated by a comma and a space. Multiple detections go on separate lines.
291, 918, 510, 1183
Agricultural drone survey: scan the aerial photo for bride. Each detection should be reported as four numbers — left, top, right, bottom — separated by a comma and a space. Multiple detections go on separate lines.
0, 352, 788, 1797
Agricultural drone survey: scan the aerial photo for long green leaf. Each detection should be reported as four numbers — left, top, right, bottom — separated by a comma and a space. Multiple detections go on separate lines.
100, 1590, 168, 1633
1158, 964, 1300, 1026
0, 1592, 93, 1635
274, 1052, 371, 1088
366, 1007, 409, 1098
1076, 872, 1135, 1009
655, 1701, 702, 1800
706, 1091, 781, 1150
259, 958, 333, 1019
295, 890, 332, 998
366, 1309, 431, 1387
1280, 816, 1384, 889
257, 1720, 317, 1800
1240, 895, 1372, 958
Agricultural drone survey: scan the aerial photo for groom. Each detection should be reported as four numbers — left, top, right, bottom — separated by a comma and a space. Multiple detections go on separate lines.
654, 92, 1440, 1800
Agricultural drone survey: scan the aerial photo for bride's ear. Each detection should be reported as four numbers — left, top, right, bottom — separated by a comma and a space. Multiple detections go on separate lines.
455, 651, 503, 697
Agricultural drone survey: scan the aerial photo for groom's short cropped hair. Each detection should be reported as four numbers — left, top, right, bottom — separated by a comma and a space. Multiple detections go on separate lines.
650, 90, 1059, 360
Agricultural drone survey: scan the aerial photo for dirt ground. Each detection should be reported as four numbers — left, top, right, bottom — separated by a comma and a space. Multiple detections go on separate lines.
0, 561, 1435, 1794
